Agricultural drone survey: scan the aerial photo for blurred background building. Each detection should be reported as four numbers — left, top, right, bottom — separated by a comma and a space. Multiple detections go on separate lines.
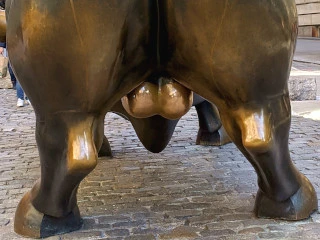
296, 0, 320, 37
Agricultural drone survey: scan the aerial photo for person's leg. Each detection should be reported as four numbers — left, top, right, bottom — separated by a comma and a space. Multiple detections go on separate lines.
16, 81, 24, 99
16, 80, 24, 107
8, 63, 16, 89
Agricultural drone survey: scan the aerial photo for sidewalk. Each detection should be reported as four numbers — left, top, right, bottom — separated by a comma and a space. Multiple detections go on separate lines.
290, 38, 320, 100
290, 38, 320, 119
294, 38, 320, 65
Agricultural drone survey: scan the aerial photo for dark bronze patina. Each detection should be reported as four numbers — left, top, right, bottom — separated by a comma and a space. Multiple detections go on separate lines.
3, 0, 317, 238
101, 93, 229, 156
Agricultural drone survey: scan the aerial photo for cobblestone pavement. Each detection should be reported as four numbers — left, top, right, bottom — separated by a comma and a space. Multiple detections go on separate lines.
1, 88, 320, 240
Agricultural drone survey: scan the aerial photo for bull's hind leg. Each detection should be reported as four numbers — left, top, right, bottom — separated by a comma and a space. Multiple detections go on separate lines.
14, 112, 100, 238
218, 95, 317, 220
195, 100, 230, 146
98, 135, 113, 157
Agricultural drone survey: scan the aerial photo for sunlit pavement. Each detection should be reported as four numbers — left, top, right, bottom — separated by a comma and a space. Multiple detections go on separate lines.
291, 38, 320, 120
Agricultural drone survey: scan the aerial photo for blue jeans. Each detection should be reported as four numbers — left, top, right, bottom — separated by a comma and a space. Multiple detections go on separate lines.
8, 63, 17, 88
16, 80, 24, 100
8, 63, 23, 99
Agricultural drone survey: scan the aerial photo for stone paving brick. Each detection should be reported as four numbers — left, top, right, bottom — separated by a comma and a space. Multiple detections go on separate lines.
258, 231, 287, 239
158, 226, 200, 239
238, 227, 265, 234
61, 230, 103, 239
124, 234, 156, 240
200, 228, 236, 237
104, 229, 130, 238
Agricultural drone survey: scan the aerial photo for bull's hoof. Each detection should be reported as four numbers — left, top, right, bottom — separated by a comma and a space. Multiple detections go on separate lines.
14, 191, 83, 238
254, 175, 318, 220
98, 136, 113, 157
196, 126, 231, 146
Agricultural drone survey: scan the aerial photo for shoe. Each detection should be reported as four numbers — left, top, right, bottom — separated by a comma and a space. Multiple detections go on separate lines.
17, 98, 24, 107
25, 99, 31, 105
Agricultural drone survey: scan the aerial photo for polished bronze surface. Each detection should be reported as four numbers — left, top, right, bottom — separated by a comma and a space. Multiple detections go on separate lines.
67, 116, 97, 174
121, 78, 193, 120
14, 190, 43, 238
0, 10, 5, 42
236, 108, 272, 153
5, 0, 317, 238
110, 94, 227, 154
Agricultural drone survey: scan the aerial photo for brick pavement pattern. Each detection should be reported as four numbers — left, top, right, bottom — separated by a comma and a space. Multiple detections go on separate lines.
1, 88, 320, 240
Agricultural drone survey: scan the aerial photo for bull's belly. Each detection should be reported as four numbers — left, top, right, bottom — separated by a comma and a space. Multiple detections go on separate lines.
6, 0, 297, 113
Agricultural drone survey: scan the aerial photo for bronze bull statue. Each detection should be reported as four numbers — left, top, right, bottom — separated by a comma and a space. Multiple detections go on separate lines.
98, 93, 230, 157
3, 0, 317, 238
